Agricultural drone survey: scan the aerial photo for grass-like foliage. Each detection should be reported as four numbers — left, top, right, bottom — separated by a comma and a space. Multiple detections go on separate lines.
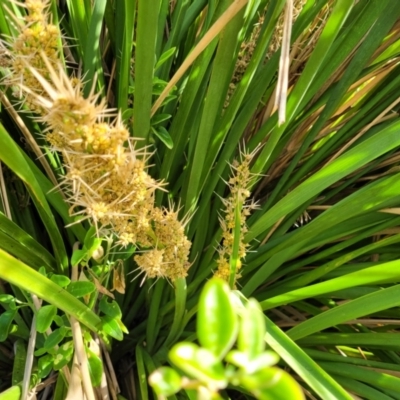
0, 0, 400, 398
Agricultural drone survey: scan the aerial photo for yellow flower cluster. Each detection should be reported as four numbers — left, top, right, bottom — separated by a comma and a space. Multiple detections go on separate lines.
134, 207, 191, 280
36, 63, 190, 281
7, 0, 60, 112
214, 152, 257, 285
6, 0, 191, 282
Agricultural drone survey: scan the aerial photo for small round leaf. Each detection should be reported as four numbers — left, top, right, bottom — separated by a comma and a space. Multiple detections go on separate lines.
43, 327, 67, 350
36, 305, 57, 333
50, 274, 71, 288
66, 281, 95, 298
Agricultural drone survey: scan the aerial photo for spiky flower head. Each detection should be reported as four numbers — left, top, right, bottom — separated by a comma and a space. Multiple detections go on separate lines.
17, 55, 191, 282
214, 150, 258, 286
4, 0, 192, 284
5, 0, 60, 111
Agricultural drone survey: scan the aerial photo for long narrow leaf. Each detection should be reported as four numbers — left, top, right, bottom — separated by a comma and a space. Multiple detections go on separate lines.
0, 249, 101, 333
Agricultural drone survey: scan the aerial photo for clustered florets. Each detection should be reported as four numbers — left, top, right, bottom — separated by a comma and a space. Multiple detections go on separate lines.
5, 0, 191, 282
6, 0, 60, 111
214, 151, 257, 286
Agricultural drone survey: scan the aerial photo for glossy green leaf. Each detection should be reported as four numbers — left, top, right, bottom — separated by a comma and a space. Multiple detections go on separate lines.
197, 278, 238, 359
50, 274, 71, 288
149, 367, 182, 397
87, 347, 103, 387
53, 315, 65, 327
0, 295, 15, 306
38, 354, 54, 379
151, 126, 174, 149
101, 315, 123, 341
71, 249, 87, 267
83, 226, 98, 249
151, 113, 172, 126
99, 296, 122, 319
36, 305, 57, 333
53, 340, 74, 370
43, 327, 68, 350
87, 240, 103, 260
226, 350, 279, 374
238, 298, 266, 359
169, 342, 226, 388
66, 281, 96, 298
241, 367, 305, 400
0, 310, 16, 342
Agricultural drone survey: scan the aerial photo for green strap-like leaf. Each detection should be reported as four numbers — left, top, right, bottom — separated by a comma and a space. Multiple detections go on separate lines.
288, 284, 400, 341
0, 249, 101, 333
247, 119, 400, 242
261, 259, 400, 310
263, 315, 352, 400
0, 123, 68, 271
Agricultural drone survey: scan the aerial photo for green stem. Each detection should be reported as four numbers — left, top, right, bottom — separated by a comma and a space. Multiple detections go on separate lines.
146, 279, 166, 353
161, 277, 187, 348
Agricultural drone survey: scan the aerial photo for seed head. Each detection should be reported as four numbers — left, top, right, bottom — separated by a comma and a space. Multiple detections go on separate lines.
5, 0, 61, 110
214, 150, 258, 286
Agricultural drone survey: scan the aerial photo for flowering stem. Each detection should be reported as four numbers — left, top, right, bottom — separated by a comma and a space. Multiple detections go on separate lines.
228, 200, 243, 289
